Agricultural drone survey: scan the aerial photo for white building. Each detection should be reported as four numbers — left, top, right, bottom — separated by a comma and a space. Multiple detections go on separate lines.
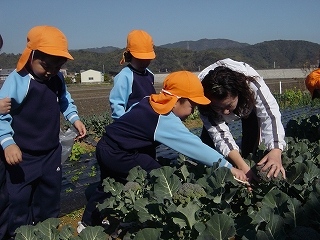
80, 69, 104, 83
0, 68, 14, 81
153, 68, 314, 83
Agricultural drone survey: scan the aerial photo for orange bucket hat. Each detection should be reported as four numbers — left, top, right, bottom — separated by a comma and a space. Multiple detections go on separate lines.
120, 30, 156, 64
305, 68, 320, 99
16, 25, 74, 72
149, 71, 211, 114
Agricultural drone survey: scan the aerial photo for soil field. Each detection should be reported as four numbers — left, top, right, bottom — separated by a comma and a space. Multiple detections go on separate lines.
67, 78, 307, 118
0, 76, 308, 118
66, 83, 164, 118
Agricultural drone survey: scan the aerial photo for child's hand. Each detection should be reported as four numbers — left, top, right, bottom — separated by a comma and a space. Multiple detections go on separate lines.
73, 120, 87, 140
241, 166, 259, 183
0, 97, 11, 114
231, 167, 248, 182
4, 144, 22, 165
230, 167, 251, 191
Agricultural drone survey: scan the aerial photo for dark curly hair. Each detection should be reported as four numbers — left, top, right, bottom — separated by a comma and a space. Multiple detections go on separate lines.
200, 66, 255, 117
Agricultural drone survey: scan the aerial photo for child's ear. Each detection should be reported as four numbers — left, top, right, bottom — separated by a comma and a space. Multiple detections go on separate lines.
172, 101, 179, 109
172, 101, 181, 113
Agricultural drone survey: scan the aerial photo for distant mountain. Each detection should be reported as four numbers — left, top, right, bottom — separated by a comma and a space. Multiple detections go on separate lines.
159, 38, 250, 51
80, 38, 250, 53
77, 46, 120, 53
238, 40, 320, 69
1, 39, 319, 72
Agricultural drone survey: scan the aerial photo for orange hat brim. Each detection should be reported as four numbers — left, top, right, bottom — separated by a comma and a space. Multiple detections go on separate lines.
131, 51, 155, 60
189, 96, 211, 105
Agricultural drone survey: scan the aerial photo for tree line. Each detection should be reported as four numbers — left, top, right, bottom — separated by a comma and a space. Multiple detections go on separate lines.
0, 40, 319, 75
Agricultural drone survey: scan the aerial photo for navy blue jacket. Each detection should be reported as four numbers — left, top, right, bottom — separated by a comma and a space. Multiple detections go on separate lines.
0, 70, 79, 151
109, 64, 156, 119
102, 97, 232, 168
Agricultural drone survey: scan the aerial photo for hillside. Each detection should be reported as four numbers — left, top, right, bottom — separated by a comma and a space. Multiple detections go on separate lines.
159, 38, 250, 51
75, 46, 120, 53
0, 39, 319, 73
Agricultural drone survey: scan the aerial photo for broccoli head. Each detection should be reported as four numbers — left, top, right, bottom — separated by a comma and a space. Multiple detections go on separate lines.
256, 164, 284, 182
123, 182, 142, 192
172, 183, 207, 204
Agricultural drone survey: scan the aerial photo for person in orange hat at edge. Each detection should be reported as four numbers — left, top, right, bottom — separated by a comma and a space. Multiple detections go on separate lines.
305, 66, 320, 100
0, 33, 12, 240
77, 71, 250, 233
109, 29, 156, 120
0, 26, 87, 238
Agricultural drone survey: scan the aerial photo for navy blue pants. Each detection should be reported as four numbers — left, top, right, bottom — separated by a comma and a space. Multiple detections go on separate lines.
0, 155, 9, 239
6, 145, 62, 237
240, 110, 260, 158
81, 139, 161, 226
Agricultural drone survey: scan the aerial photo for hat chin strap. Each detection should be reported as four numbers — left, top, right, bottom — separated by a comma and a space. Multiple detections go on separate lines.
31, 50, 35, 62
161, 89, 181, 99
28, 50, 50, 82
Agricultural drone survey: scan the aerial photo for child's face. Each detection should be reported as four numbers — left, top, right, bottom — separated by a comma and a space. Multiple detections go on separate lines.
210, 95, 238, 115
172, 98, 196, 121
130, 56, 152, 71
29, 53, 67, 81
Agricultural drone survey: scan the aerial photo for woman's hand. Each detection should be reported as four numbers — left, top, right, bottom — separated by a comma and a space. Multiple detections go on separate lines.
257, 148, 286, 179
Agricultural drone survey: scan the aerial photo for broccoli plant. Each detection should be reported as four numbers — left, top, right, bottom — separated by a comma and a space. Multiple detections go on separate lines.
256, 163, 284, 182
13, 114, 320, 239
172, 182, 207, 204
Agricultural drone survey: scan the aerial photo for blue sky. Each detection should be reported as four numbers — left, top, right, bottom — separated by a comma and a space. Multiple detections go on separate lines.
1, 0, 319, 54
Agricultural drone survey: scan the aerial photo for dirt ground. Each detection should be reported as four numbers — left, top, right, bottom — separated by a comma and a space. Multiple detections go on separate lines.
67, 78, 306, 118
66, 83, 164, 117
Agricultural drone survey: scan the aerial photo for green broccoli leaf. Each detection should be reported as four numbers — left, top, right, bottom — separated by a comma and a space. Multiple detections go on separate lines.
134, 198, 153, 223
176, 200, 200, 228
133, 228, 161, 240
150, 166, 182, 201
77, 226, 107, 239
197, 213, 235, 240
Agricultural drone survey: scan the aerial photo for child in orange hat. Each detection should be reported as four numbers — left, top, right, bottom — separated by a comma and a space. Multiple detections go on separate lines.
0, 26, 86, 238
305, 68, 320, 99
109, 29, 156, 119
78, 71, 249, 231
0, 33, 11, 240
0, 35, 10, 114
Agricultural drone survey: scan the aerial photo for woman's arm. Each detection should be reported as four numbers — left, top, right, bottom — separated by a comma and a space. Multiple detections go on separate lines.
249, 76, 286, 178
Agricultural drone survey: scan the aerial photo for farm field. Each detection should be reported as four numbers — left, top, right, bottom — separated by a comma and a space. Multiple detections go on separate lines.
66, 77, 306, 118
66, 83, 164, 118
56, 109, 320, 239
57, 77, 311, 237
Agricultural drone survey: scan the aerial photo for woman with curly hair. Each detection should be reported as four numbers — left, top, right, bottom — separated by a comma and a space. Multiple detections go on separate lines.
198, 58, 286, 181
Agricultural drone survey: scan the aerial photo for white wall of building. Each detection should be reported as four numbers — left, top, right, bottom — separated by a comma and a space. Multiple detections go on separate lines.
153, 68, 314, 83
80, 69, 104, 83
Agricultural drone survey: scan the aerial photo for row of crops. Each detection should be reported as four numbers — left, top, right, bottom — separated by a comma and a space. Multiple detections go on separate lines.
12, 89, 320, 239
